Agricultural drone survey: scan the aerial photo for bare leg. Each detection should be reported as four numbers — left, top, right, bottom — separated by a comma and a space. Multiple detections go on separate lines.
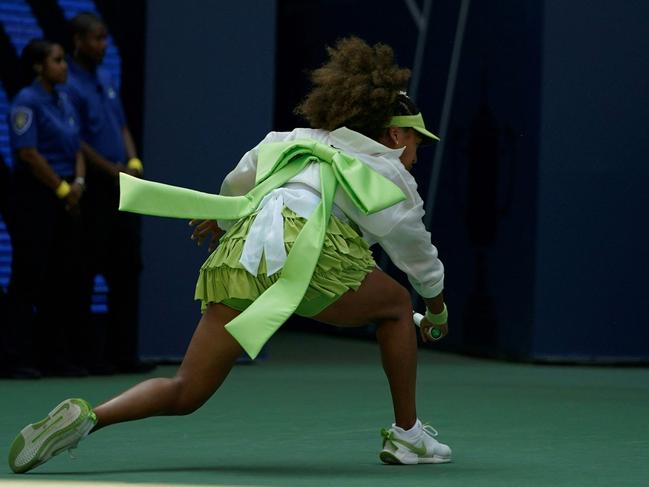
92, 303, 243, 430
313, 269, 417, 429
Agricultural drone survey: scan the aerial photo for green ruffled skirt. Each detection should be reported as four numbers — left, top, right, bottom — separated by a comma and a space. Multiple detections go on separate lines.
195, 207, 376, 317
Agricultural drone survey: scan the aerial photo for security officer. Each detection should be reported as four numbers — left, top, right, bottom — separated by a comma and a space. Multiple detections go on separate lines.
65, 12, 153, 373
5, 39, 87, 377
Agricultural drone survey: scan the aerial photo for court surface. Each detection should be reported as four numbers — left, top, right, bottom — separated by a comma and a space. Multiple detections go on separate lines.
1, 331, 648, 486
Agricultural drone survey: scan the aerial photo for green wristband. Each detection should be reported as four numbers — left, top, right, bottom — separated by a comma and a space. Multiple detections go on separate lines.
425, 303, 448, 325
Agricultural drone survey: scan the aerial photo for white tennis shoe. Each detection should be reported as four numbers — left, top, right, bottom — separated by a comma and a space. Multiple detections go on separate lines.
8, 398, 96, 473
380, 420, 452, 465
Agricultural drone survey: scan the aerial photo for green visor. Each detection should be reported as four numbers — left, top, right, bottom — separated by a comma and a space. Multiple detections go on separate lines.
387, 113, 440, 143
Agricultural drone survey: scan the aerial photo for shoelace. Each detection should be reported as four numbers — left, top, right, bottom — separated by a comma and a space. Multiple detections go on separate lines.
380, 428, 394, 447
422, 423, 439, 438
66, 439, 82, 460
67, 415, 96, 461
380, 423, 440, 446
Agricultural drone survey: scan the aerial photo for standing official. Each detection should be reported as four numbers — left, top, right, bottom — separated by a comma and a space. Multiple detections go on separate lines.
65, 12, 152, 373
5, 39, 87, 377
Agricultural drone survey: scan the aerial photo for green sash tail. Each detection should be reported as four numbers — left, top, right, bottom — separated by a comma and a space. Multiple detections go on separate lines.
119, 139, 406, 358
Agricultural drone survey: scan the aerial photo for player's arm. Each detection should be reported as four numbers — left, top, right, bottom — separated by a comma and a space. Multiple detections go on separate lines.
423, 294, 445, 315
420, 293, 448, 342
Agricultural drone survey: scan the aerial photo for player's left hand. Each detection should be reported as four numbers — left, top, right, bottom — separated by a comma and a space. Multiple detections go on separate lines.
420, 316, 448, 343
189, 219, 224, 252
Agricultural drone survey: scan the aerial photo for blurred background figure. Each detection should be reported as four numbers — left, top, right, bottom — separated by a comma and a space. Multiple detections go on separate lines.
65, 12, 152, 374
4, 38, 87, 378
0, 154, 12, 377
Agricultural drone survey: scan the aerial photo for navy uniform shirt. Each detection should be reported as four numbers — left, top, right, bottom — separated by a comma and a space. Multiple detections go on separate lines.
9, 80, 80, 178
64, 59, 126, 164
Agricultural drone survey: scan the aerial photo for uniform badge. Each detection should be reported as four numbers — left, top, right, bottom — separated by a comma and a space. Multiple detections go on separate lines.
107, 87, 116, 99
11, 106, 33, 136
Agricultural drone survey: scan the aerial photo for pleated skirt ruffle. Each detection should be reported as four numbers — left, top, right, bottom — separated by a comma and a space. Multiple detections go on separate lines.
195, 207, 376, 316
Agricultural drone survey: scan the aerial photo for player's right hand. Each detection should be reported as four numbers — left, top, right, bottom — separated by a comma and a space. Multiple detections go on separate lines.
420, 316, 448, 343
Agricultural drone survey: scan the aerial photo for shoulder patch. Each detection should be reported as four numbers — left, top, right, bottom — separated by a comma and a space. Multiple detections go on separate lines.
11, 106, 33, 135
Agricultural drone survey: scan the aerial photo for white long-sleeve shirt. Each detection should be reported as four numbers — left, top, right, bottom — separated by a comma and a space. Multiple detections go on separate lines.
219, 127, 444, 298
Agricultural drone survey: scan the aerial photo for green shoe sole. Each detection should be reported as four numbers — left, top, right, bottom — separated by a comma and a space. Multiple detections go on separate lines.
380, 450, 404, 465
8, 398, 96, 474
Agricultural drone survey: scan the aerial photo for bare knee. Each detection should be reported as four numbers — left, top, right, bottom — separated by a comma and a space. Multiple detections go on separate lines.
168, 377, 210, 416
372, 284, 412, 324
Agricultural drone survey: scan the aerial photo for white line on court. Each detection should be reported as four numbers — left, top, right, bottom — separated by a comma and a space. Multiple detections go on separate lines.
0, 481, 262, 487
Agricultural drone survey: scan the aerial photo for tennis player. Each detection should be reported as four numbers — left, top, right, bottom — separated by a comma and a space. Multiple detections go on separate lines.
8, 37, 451, 473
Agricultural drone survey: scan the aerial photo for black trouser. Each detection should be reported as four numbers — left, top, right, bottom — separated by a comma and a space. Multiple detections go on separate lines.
0, 158, 10, 370
82, 174, 142, 367
4, 171, 88, 370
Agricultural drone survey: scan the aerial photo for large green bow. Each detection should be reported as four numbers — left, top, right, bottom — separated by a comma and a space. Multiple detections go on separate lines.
119, 139, 406, 358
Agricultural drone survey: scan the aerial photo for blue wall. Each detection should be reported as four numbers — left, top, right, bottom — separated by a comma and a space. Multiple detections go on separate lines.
139, 0, 276, 359
533, 0, 649, 360
350, 0, 648, 362
425, 0, 542, 359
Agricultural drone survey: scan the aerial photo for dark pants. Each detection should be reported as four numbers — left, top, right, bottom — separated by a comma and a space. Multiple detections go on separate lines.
82, 175, 142, 368
0, 158, 10, 370
4, 171, 88, 371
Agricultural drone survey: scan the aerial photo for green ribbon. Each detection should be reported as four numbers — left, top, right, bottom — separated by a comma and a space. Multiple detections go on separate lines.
119, 139, 406, 358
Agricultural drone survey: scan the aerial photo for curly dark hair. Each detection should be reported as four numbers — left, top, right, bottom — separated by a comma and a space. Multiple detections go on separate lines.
295, 37, 417, 140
